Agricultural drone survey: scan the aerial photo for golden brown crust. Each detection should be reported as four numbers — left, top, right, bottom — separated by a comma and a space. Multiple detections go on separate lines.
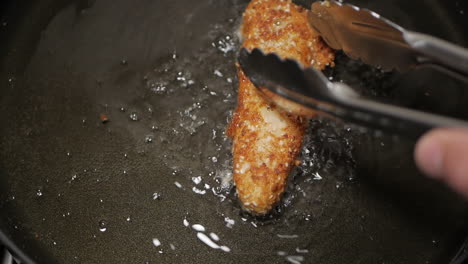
228, 0, 335, 215
241, 0, 335, 69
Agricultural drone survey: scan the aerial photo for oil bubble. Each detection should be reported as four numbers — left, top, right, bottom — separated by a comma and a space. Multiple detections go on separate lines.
98, 220, 108, 232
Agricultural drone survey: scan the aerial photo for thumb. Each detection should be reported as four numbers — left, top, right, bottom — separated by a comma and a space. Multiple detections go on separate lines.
415, 128, 468, 198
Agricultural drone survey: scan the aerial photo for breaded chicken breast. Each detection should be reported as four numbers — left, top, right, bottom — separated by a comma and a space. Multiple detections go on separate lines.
227, 0, 335, 215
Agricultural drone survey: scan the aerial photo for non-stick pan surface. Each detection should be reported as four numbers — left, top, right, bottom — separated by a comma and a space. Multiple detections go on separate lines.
1, 0, 468, 263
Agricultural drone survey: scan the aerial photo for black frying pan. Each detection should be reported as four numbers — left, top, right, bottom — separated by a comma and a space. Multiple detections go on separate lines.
1, 0, 468, 263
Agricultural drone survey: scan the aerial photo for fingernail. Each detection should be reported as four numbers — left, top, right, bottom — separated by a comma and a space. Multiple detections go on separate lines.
415, 137, 444, 179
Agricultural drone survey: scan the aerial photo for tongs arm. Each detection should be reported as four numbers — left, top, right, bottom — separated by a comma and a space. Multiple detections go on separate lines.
327, 83, 468, 139
404, 31, 468, 82
307, 0, 468, 83
239, 48, 468, 140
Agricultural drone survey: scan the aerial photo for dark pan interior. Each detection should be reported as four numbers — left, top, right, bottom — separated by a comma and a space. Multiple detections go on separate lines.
1, 0, 468, 263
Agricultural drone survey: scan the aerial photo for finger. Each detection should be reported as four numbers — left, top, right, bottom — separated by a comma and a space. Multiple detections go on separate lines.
415, 128, 468, 197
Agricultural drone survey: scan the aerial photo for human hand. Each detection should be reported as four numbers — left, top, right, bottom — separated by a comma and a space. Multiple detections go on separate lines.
415, 129, 468, 197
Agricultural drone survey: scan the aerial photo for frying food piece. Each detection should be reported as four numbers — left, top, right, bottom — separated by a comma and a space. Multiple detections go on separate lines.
227, 0, 335, 215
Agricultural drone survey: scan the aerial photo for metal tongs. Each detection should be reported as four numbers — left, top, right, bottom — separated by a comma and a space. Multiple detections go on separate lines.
238, 0, 468, 139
